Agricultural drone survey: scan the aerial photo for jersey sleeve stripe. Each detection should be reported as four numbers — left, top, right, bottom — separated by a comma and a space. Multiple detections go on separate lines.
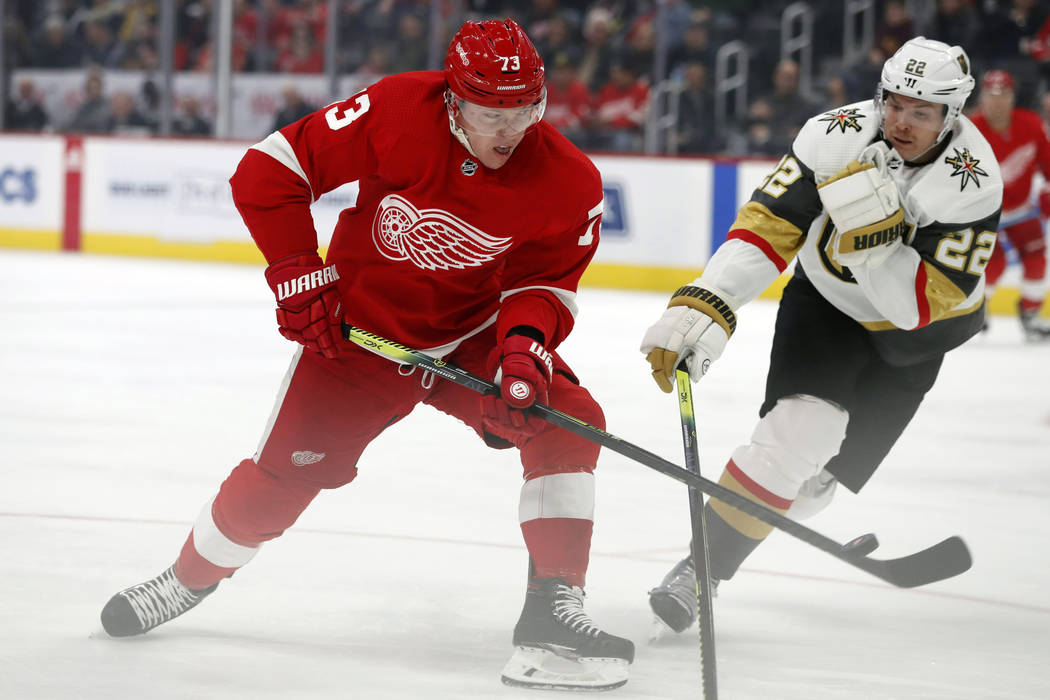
915, 262, 931, 328
725, 459, 794, 510
726, 201, 806, 271
250, 131, 315, 201
727, 228, 789, 272
501, 285, 579, 318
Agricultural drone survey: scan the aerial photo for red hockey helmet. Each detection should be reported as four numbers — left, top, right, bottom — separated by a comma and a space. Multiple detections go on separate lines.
445, 19, 546, 108
981, 69, 1015, 95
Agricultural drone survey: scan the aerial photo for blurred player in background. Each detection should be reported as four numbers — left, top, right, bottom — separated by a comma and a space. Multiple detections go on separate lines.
640, 38, 1002, 634
98, 18, 633, 691
971, 69, 1050, 340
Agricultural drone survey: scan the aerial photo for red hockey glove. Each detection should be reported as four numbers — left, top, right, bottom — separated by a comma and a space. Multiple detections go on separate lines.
480, 334, 554, 439
1038, 187, 1050, 219
264, 252, 343, 359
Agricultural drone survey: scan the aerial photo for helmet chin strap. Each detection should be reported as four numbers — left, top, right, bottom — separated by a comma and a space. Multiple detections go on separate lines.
445, 93, 480, 157
448, 113, 480, 157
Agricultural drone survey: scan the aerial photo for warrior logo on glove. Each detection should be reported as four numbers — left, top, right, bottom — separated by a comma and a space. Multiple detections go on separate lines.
273, 264, 340, 301
837, 217, 911, 255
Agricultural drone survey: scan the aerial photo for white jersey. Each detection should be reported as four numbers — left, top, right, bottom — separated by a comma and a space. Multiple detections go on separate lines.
700, 99, 1003, 365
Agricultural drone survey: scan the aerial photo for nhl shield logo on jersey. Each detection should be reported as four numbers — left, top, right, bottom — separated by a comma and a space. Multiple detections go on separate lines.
817, 108, 865, 134
944, 147, 988, 191
461, 158, 479, 176
372, 194, 513, 271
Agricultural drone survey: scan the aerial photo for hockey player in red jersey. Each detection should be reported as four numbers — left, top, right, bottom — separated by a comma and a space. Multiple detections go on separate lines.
99, 19, 633, 691
641, 38, 1002, 634
970, 69, 1050, 340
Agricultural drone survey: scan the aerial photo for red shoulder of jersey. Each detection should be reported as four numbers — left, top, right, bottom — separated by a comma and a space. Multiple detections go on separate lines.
493, 122, 604, 347
230, 71, 447, 262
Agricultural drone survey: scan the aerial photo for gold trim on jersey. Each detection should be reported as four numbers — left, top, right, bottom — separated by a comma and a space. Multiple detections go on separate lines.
859, 266, 975, 330
921, 262, 970, 321
709, 470, 784, 540
731, 201, 806, 262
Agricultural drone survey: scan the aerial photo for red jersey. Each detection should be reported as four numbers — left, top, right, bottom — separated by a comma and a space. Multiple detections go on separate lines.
593, 81, 649, 129
544, 80, 592, 131
970, 108, 1050, 215
230, 71, 604, 355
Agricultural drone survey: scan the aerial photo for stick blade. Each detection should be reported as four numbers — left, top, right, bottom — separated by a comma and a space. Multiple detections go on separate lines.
858, 536, 972, 588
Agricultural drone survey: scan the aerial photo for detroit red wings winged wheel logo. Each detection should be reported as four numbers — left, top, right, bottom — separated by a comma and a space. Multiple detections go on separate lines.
372, 194, 513, 270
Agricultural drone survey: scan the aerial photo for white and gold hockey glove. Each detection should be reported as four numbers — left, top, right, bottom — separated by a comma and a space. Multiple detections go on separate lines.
640, 284, 738, 393
818, 142, 907, 269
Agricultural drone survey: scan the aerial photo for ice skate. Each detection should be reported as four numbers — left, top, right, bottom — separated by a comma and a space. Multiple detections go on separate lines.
1019, 303, 1050, 341
501, 577, 634, 691
648, 555, 715, 638
101, 566, 218, 637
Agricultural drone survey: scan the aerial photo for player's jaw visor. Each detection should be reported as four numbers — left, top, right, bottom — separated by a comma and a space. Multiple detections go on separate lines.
450, 91, 546, 136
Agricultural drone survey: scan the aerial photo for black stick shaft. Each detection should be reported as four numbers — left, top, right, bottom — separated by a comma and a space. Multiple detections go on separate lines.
676, 369, 718, 698
342, 324, 971, 589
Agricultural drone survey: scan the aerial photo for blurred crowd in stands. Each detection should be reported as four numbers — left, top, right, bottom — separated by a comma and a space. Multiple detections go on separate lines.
7, 1, 1050, 155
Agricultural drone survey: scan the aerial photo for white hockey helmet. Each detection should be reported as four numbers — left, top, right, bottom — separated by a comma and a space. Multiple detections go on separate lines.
876, 37, 975, 145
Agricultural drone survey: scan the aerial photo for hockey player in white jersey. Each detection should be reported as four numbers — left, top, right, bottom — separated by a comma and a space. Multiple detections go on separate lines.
641, 37, 1002, 633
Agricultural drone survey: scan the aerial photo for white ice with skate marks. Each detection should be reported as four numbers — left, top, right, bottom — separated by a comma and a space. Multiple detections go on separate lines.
0, 250, 1048, 699
502, 647, 629, 692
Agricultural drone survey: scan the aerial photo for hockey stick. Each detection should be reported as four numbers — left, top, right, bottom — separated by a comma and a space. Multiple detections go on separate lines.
342, 323, 972, 588
675, 369, 717, 698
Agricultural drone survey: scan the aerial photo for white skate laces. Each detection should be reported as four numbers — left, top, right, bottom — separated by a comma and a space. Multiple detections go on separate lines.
100, 565, 218, 637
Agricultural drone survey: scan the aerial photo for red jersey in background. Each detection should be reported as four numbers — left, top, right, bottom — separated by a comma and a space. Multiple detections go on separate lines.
971, 107, 1050, 217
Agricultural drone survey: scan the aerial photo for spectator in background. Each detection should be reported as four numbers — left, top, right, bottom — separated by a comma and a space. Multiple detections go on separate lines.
34, 14, 83, 68
82, 20, 117, 66
929, 0, 979, 49
271, 85, 314, 131
296, 0, 329, 46
758, 59, 820, 154
543, 52, 592, 148
67, 70, 111, 133
875, 0, 915, 58
651, 0, 697, 51
674, 61, 720, 154
668, 19, 715, 80
741, 98, 780, 156
387, 12, 429, 74
4, 79, 50, 132
174, 96, 212, 137
174, 0, 213, 70
974, 0, 1044, 74
275, 19, 324, 73
117, 0, 158, 45
108, 91, 155, 136
622, 16, 656, 82
823, 74, 849, 111
578, 7, 619, 93
591, 61, 649, 152
2, 4, 36, 71
842, 46, 886, 103
139, 79, 162, 126
534, 14, 582, 68
350, 45, 391, 89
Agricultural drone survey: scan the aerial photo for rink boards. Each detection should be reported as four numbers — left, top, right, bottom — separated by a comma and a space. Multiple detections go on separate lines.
0, 132, 1038, 312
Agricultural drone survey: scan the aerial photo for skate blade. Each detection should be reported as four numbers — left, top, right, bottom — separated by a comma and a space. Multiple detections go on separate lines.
648, 614, 681, 643
500, 646, 629, 691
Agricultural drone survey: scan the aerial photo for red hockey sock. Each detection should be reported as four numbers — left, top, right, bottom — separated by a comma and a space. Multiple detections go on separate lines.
173, 533, 240, 590
522, 517, 593, 588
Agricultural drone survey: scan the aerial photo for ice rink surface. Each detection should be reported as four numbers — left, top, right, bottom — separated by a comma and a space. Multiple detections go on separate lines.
1, 250, 1048, 700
